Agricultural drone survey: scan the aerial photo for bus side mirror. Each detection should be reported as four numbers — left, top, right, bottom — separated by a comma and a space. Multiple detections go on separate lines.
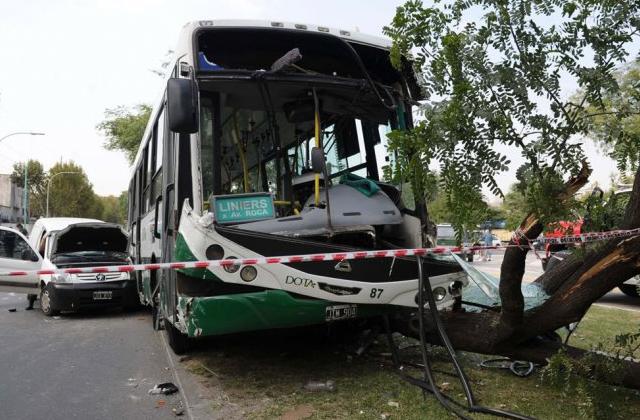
311, 147, 326, 174
167, 78, 199, 134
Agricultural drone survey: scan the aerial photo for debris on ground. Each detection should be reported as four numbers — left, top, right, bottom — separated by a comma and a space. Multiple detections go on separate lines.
439, 382, 451, 392
380, 413, 391, 419
387, 401, 399, 408
302, 380, 335, 392
156, 399, 166, 408
7, 308, 16, 312
149, 382, 179, 395
172, 403, 185, 416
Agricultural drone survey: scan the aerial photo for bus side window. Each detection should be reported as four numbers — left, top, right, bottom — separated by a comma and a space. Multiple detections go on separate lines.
141, 145, 150, 213
152, 107, 165, 204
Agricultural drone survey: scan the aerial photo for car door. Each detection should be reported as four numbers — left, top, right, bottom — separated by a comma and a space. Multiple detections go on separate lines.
0, 227, 42, 294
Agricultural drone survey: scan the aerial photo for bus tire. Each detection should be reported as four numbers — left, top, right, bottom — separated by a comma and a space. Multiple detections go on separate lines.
619, 284, 640, 298
165, 320, 192, 355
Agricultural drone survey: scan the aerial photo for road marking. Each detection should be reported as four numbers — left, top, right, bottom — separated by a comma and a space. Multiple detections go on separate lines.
158, 330, 194, 420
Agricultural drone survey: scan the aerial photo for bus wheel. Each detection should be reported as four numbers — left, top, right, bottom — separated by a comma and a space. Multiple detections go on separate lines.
165, 320, 192, 355
151, 304, 163, 331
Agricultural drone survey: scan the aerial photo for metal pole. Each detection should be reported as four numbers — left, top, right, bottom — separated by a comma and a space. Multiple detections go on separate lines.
46, 171, 80, 217
23, 162, 28, 224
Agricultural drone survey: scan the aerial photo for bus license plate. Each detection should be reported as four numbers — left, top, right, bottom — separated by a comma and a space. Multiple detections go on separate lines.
93, 291, 112, 300
325, 304, 357, 322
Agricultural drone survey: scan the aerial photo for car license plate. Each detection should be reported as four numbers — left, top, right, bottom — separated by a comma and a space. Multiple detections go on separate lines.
93, 291, 112, 300
325, 304, 357, 322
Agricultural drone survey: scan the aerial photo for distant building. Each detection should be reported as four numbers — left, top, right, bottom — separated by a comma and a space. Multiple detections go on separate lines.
0, 174, 24, 223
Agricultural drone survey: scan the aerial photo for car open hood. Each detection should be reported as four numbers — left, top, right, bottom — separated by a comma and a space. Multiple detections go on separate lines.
50, 222, 128, 255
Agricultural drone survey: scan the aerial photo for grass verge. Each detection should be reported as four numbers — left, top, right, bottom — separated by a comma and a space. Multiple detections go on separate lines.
184, 305, 640, 419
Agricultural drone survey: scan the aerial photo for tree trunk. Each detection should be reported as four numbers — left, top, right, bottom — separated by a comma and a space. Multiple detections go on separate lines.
422, 161, 640, 389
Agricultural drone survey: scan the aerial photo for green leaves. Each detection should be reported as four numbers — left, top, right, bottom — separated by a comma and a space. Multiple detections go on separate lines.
384, 0, 640, 225
582, 61, 640, 173
96, 104, 152, 165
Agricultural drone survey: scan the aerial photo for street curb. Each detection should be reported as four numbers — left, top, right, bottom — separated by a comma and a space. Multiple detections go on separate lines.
158, 330, 215, 419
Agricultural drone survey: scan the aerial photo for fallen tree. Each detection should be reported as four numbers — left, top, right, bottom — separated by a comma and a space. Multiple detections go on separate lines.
384, 0, 640, 389
429, 162, 640, 389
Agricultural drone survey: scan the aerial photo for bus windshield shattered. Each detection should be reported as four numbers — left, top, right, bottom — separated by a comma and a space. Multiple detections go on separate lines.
197, 26, 415, 248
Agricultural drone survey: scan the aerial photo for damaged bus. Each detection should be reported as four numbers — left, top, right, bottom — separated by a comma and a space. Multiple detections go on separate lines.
128, 20, 468, 354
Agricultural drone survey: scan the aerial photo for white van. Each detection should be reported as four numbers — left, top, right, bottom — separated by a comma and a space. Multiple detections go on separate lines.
5, 218, 137, 315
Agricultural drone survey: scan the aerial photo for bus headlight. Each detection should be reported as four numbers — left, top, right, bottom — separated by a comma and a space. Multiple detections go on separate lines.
433, 287, 447, 301
222, 257, 240, 273
240, 266, 257, 282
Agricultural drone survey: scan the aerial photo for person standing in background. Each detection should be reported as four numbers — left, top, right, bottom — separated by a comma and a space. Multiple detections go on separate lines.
483, 229, 493, 261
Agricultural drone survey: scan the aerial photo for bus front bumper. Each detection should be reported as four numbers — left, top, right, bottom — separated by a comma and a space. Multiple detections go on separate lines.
177, 290, 389, 338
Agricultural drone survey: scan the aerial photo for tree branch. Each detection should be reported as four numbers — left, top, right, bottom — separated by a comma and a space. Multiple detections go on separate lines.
497, 162, 592, 336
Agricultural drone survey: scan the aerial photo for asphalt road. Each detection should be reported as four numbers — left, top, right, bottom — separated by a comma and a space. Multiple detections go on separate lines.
0, 292, 212, 420
471, 249, 640, 312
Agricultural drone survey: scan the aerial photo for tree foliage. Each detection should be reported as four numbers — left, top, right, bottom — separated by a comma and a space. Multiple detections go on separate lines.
383, 0, 640, 231
96, 104, 151, 164
11, 160, 47, 217
47, 162, 103, 219
501, 186, 530, 230
97, 192, 127, 225
582, 60, 640, 173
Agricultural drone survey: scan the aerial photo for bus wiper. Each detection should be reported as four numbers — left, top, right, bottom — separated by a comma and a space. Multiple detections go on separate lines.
270, 48, 303, 73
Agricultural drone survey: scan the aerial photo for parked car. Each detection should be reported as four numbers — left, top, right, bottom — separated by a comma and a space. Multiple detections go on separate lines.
0, 218, 138, 316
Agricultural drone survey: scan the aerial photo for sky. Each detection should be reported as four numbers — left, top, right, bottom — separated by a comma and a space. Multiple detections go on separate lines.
0, 0, 632, 201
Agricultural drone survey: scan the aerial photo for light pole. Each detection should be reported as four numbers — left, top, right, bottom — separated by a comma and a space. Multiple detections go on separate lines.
46, 171, 80, 217
0, 132, 45, 225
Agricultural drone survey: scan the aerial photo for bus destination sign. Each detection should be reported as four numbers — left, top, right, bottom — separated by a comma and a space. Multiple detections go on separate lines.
211, 193, 276, 224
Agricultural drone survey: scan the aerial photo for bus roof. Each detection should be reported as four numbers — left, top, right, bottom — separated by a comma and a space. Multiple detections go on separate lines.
175, 20, 392, 55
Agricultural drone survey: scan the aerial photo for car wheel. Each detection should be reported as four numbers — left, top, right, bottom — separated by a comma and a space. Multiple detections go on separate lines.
619, 284, 640, 298
165, 320, 192, 355
40, 284, 60, 317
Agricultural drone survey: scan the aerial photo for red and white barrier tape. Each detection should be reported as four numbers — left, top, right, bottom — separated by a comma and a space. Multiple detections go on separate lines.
2, 227, 639, 277
534, 227, 640, 245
